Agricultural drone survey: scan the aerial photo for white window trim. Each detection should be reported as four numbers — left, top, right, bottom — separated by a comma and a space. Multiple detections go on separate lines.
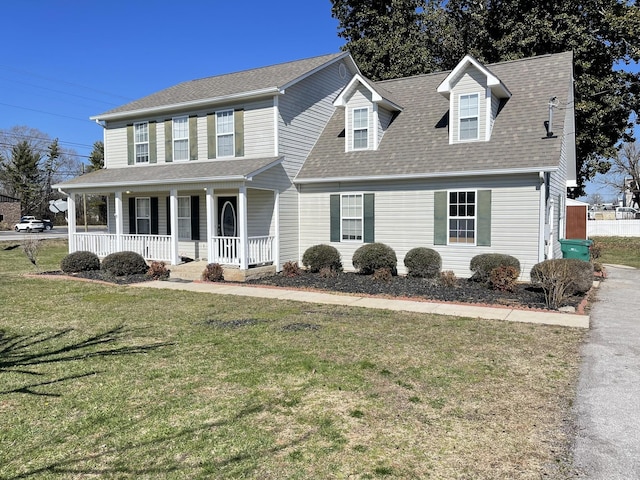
458, 93, 480, 142
447, 189, 477, 246
340, 193, 364, 242
216, 109, 235, 158
177, 196, 191, 240
352, 107, 369, 151
134, 122, 149, 164
172, 116, 189, 162
135, 197, 151, 234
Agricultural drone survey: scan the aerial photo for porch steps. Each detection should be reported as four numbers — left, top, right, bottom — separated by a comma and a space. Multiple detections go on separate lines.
168, 261, 276, 283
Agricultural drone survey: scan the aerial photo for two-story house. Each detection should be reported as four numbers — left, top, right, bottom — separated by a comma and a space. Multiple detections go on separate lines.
54, 51, 576, 280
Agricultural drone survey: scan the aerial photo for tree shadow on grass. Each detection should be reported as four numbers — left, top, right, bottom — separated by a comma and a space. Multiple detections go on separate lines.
0, 325, 172, 396
5, 399, 313, 479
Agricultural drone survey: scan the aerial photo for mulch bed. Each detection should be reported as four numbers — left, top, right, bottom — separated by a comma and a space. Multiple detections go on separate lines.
246, 271, 586, 311
39, 269, 590, 312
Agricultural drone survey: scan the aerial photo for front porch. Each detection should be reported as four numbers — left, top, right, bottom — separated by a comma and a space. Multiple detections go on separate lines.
69, 232, 276, 269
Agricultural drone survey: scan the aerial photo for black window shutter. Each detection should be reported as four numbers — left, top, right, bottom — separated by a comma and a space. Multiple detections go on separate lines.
363, 193, 375, 243
190, 195, 200, 240
330, 194, 340, 242
434, 191, 447, 245
128, 197, 136, 234
151, 197, 159, 235
166, 197, 171, 235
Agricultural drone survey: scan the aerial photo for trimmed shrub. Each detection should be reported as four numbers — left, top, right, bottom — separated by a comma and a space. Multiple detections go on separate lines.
202, 263, 224, 282
372, 267, 393, 282
470, 253, 521, 282
282, 260, 302, 277
530, 259, 594, 309
404, 247, 442, 278
147, 261, 170, 280
61, 251, 100, 273
439, 270, 458, 288
489, 266, 519, 292
101, 251, 148, 276
590, 240, 602, 261
302, 244, 342, 273
352, 243, 397, 275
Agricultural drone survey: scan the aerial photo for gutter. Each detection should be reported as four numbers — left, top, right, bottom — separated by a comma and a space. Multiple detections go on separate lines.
91, 87, 283, 122
294, 166, 558, 184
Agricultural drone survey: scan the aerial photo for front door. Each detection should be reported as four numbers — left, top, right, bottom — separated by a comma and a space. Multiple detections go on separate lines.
217, 197, 237, 237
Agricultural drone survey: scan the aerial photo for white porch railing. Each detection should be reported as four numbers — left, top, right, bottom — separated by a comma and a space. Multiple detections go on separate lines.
212, 235, 274, 266
70, 232, 274, 266
71, 233, 173, 262
587, 219, 640, 237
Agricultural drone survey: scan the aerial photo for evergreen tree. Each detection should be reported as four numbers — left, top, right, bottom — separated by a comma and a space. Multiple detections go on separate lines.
0, 141, 43, 215
88, 140, 104, 171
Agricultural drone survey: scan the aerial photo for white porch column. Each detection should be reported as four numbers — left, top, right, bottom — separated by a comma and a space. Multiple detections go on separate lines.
67, 193, 77, 253
169, 189, 180, 265
206, 187, 215, 263
273, 189, 280, 270
115, 191, 123, 253
238, 185, 248, 270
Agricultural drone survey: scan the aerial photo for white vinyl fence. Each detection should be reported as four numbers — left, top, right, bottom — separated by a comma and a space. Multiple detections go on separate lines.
587, 220, 640, 237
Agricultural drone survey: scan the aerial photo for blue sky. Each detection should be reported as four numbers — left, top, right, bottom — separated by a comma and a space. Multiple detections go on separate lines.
0, 1, 636, 200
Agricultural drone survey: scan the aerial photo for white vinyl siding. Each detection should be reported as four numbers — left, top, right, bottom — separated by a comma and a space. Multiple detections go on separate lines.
276, 58, 352, 267
298, 175, 541, 279
345, 86, 373, 152
172, 116, 189, 161
134, 122, 149, 163
450, 68, 487, 144
216, 110, 234, 157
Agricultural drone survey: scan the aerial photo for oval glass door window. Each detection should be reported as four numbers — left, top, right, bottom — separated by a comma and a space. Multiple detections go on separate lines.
221, 201, 237, 237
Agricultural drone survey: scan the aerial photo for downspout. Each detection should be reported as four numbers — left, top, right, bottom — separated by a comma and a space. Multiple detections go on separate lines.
538, 172, 547, 262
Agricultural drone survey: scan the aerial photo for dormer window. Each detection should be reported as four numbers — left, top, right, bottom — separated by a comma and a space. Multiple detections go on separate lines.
134, 122, 149, 163
459, 94, 479, 141
352, 108, 369, 150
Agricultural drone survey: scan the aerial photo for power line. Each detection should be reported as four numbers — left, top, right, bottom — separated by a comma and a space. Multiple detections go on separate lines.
0, 64, 133, 102
1, 131, 95, 150
0, 101, 94, 124
0, 142, 92, 159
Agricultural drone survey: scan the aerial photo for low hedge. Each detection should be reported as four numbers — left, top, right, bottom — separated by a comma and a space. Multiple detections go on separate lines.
101, 251, 148, 276
302, 244, 342, 273
352, 243, 397, 275
530, 258, 594, 309
61, 251, 101, 273
470, 253, 521, 282
404, 247, 442, 278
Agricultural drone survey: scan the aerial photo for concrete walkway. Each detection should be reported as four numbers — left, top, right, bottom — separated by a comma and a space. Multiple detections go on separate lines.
131, 277, 590, 328
572, 264, 640, 478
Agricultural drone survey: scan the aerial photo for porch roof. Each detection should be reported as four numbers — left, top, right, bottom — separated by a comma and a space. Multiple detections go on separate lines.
53, 157, 283, 191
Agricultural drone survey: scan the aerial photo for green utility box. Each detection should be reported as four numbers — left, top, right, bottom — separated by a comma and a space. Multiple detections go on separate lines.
559, 238, 593, 262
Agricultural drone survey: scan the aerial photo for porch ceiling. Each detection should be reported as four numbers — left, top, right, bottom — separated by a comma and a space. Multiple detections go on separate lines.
53, 157, 283, 191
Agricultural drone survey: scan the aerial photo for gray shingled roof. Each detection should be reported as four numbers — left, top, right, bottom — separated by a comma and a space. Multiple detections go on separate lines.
54, 157, 282, 190
96, 53, 347, 118
296, 52, 573, 182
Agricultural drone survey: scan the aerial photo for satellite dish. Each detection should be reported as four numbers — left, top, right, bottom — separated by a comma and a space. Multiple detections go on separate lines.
49, 199, 68, 213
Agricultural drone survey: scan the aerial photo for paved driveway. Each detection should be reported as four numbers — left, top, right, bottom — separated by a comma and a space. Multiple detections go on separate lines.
572, 264, 640, 478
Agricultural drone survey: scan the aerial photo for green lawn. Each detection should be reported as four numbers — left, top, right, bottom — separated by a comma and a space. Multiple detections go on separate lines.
1, 239, 585, 479
591, 236, 640, 269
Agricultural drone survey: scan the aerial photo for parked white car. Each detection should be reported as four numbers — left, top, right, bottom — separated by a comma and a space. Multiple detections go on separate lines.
615, 207, 638, 220
14, 219, 45, 232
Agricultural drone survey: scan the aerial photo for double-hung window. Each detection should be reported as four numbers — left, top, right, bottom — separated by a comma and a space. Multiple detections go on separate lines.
134, 122, 149, 163
449, 191, 476, 244
136, 197, 151, 234
459, 94, 479, 141
352, 108, 369, 150
177, 196, 191, 240
216, 110, 234, 157
173, 116, 189, 161
341, 194, 363, 241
